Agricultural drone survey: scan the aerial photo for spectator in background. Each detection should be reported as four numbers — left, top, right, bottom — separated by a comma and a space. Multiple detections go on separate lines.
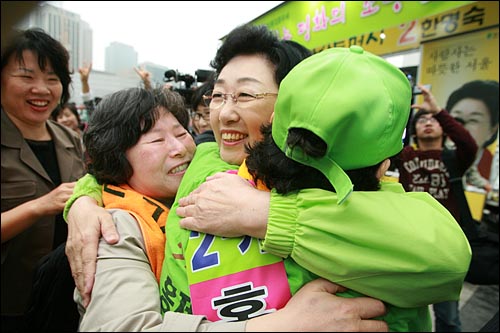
51, 102, 86, 161
1, 27, 85, 332
51, 102, 85, 135
447, 80, 499, 192
394, 84, 478, 332
190, 78, 215, 144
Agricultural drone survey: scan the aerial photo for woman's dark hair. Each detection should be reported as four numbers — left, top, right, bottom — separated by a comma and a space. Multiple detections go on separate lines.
1, 28, 72, 104
84, 87, 189, 185
191, 75, 215, 110
446, 80, 499, 127
51, 102, 83, 129
245, 124, 381, 194
210, 24, 312, 86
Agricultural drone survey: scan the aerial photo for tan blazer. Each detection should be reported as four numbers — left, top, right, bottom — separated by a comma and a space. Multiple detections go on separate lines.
1, 108, 86, 315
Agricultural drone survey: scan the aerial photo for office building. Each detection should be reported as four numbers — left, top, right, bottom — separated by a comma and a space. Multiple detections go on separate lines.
16, 2, 92, 72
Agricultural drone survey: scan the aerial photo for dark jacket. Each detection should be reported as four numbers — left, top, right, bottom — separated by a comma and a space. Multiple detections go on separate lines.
1, 109, 85, 315
195, 130, 215, 145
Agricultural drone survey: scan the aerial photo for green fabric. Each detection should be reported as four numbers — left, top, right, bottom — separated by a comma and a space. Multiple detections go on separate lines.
159, 142, 238, 315
63, 173, 103, 222
157, 143, 446, 330
265, 181, 471, 309
271, 46, 412, 204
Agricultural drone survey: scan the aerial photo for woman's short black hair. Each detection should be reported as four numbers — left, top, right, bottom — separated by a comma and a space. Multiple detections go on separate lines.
446, 80, 499, 147
210, 24, 312, 86
191, 75, 215, 110
446, 80, 499, 128
84, 87, 189, 185
1, 27, 72, 104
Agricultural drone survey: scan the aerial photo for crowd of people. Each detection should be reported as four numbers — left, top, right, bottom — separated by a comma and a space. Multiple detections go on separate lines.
1, 23, 498, 332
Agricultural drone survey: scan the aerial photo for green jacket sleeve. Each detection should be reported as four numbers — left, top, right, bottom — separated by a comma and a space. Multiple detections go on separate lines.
262, 182, 472, 308
63, 173, 103, 221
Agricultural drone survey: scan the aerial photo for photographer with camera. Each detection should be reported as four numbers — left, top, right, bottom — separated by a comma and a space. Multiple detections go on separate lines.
164, 69, 216, 144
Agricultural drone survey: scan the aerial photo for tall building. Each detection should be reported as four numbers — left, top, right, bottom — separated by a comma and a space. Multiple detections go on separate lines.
9, 3, 177, 108
16, 2, 92, 72
105, 41, 138, 75
12, 3, 144, 106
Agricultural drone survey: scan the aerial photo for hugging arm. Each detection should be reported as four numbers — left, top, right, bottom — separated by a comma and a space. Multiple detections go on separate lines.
177, 172, 269, 238
79, 210, 387, 332
178, 177, 471, 308
64, 173, 118, 307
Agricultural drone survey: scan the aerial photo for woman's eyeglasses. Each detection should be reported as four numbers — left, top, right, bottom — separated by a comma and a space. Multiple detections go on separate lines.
192, 111, 210, 121
202, 91, 278, 110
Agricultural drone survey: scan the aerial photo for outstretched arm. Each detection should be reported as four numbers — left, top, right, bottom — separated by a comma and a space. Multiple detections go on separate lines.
79, 63, 92, 95
134, 66, 152, 90
411, 83, 441, 114
78, 63, 99, 115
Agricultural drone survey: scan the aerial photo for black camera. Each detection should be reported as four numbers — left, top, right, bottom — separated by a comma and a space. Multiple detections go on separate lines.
164, 70, 194, 88
164, 69, 214, 102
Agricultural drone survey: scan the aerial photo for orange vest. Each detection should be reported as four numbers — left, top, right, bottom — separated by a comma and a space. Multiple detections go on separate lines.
102, 184, 168, 282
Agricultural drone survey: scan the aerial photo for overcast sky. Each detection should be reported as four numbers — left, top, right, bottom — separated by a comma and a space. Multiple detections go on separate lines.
48, 1, 284, 75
